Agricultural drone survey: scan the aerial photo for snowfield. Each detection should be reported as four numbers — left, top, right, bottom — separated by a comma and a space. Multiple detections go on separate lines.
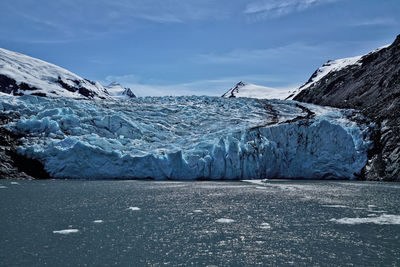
0, 95, 372, 179
0, 48, 110, 99
0, 47, 135, 100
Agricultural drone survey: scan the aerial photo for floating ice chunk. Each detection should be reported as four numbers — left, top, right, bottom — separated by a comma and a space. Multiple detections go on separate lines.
93, 220, 104, 223
10, 182, 20, 185
241, 180, 265, 186
53, 229, 79, 234
193, 210, 203, 213
323, 204, 348, 208
216, 218, 235, 223
260, 222, 271, 229
0, 186, 7, 189
128, 207, 141, 211
255, 186, 267, 190
330, 214, 400, 225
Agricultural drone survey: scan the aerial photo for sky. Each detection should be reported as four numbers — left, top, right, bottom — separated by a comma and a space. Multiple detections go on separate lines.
0, 0, 399, 96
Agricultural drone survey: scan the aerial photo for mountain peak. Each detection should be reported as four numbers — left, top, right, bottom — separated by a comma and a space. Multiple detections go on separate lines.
107, 81, 121, 87
222, 81, 290, 100
392, 34, 400, 48
235, 81, 246, 88
104, 82, 136, 99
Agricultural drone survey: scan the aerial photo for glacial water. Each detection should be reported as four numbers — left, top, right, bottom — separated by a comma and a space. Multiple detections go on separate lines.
0, 180, 399, 266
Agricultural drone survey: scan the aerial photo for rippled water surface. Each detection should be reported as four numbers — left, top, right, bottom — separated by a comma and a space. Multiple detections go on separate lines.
1, 180, 399, 266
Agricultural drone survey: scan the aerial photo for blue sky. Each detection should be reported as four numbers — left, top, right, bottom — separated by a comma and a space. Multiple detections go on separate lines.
1, 0, 399, 96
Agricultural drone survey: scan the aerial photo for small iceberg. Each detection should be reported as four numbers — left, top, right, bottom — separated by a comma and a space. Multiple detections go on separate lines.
322, 204, 348, 208
260, 222, 271, 229
128, 207, 141, 211
53, 229, 79, 234
216, 218, 235, 223
93, 220, 103, 223
193, 210, 203, 213
330, 214, 400, 225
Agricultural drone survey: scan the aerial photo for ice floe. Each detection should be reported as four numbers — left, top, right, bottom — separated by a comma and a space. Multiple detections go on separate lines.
330, 214, 400, 225
260, 222, 271, 229
216, 218, 235, 223
53, 229, 79, 234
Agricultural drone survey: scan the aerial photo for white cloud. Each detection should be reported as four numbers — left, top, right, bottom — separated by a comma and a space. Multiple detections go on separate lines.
196, 43, 319, 64
2, 0, 231, 43
104, 74, 290, 97
351, 18, 397, 27
244, 0, 337, 18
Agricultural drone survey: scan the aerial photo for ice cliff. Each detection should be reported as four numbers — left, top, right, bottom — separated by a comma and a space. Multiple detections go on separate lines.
0, 95, 372, 179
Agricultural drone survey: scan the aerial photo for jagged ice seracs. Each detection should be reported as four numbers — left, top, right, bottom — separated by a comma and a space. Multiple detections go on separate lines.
0, 95, 372, 179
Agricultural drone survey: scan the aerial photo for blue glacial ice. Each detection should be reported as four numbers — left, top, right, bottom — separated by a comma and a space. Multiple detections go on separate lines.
0, 95, 372, 179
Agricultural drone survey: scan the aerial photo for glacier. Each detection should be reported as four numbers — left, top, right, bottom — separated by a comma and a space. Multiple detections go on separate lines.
0, 95, 372, 179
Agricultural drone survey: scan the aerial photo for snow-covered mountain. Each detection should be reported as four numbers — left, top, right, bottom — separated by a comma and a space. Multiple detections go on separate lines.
104, 82, 136, 99
1, 94, 371, 179
222, 81, 290, 100
0, 47, 135, 100
286, 45, 390, 100
222, 45, 389, 101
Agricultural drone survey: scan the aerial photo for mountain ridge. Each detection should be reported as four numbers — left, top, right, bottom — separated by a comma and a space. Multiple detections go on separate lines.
294, 34, 400, 181
0, 47, 135, 100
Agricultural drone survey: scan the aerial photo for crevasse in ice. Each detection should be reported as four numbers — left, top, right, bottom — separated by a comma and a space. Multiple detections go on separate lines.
0, 95, 372, 179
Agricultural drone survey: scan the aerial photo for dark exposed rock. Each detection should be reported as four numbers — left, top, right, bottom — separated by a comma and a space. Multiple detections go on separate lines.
123, 88, 136, 98
56, 76, 97, 98
0, 74, 39, 95
0, 112, 49, 179
294, 34, 400, 181
222, 81, 246, 98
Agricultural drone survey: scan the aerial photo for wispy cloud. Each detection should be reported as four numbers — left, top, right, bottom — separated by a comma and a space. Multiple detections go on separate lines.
350, 18, 397, 27
244, 0, 337, 18
196, 43, 319, 64
1, 0, 228, 44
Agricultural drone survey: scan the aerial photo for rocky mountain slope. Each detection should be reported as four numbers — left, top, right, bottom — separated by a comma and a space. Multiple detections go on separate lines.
294, 35, 400, 181
0, 48, 135, 100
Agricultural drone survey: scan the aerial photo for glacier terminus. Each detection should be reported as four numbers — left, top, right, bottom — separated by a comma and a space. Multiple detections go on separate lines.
1, 94, 372, 180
